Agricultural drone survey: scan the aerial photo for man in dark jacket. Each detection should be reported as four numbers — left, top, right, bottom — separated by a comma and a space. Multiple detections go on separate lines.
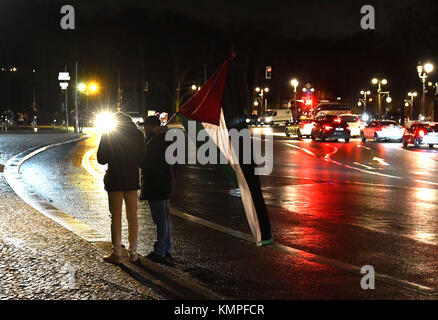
97, 111, 145, 264
141, 116, 174, 263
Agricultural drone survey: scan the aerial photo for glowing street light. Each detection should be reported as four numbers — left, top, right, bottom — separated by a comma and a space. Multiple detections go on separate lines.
290, 79, 298, 88
406, 91, 418, 120
424, 63, 434, 73
417, 62, 434, 118
371, 78, 389, 118
78, 82, 87, 92
89, 83, 98, 94
359, 90, 371, 113
255, 86, 269, 114
290, 79, 299, 119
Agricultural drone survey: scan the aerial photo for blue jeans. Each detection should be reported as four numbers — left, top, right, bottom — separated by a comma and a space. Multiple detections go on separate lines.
148, 199, 171, 257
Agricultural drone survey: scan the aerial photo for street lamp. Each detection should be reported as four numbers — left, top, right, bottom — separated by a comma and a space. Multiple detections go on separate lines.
255, 86, 269, 114
89, 82, 98, 94
78, 82, 87, 92
359, 90, 371, 113
290, 79, 299, 119
255, 87, 269, 113
407, 91, 418, 120
417, 62, 434, 119
371, 78, 389, 118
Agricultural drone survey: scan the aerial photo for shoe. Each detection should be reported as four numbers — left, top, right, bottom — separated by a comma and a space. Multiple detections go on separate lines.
129, 252, 139, 263
146, 252, 166, 264
103, 252, 122, 265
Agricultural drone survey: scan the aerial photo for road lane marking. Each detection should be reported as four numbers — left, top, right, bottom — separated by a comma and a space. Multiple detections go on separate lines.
4, 135, 107, 243
284, 141, 403, 179
170, 206, 438, 295
80, 138, 438, 295
414, 179, 438, 186
81, 147, 105, 181
82, 145, 438, 294
357, 145, 371, 150
285, 143, 317, 157
353, 162, 375, 170
373, 156, 389, 166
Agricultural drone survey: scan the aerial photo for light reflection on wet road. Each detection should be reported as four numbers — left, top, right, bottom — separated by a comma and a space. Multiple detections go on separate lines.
18, 126, 438, 296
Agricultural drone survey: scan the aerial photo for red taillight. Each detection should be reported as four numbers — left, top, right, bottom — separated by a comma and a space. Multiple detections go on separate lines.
334, 118, 341, 123
418, 130, 425, 137
324, 125, 333, 131
346, 126, 350, 130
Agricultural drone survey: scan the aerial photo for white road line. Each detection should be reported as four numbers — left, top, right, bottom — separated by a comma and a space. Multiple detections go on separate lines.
284, 142, 403, 179
79, 143, 438, 295
353, 162, 375, 170
170, 206, 438, 295
373, 156, 390, 166
285, 143, 317, 157
4, 135, 107, 242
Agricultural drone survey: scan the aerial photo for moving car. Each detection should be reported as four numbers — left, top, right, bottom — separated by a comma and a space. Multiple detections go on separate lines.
260, 109, 292, 126
402, 122, 438, 148
360, 120, 405, 142
339, 114, 363, 137
285, 119, 316, 138
315, 103, 352, 119
311, 115, 350, 142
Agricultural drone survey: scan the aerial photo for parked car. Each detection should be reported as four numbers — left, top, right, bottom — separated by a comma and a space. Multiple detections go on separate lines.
402, 122, 438, 148
339, 114, 363, 137
360, 120, 405, 142
285, 119, 316, 138
311, 115, 350, 142
260, 109, 292, 126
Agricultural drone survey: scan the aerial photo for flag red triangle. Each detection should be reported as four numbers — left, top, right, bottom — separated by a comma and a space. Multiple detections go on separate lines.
178, 59, 230, 126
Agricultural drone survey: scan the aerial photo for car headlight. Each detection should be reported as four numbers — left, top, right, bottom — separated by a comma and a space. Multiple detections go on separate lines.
95, 112, 117, 133
265, 117, 272, 122
245, 118, 250, 123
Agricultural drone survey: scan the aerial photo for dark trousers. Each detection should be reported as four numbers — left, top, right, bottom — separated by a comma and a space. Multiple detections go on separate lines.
148, 199, 171, 257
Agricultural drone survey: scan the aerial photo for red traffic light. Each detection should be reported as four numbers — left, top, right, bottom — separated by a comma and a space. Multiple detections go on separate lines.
303, 97, 313, 108
265, 66, 272, 79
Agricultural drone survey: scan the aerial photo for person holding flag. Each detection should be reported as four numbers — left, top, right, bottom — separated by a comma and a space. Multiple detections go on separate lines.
174, 54, 273, 246
141, 116, 175, 263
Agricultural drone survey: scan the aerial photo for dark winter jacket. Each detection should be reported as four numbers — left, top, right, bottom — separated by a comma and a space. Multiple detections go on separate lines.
140, 128, 174, 201
97, 112, 145, 192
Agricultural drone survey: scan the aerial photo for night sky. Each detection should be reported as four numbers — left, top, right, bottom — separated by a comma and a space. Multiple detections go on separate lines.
1, 0, 437, 120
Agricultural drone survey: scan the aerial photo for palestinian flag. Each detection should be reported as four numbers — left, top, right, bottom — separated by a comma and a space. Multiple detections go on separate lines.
178, 56, 273, 246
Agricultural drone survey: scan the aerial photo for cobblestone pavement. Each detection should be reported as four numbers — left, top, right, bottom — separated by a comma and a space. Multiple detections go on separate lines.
0, 129, 162, 300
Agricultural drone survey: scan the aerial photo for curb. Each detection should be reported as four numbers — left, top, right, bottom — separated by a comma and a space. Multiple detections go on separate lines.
3, 132, 227, 300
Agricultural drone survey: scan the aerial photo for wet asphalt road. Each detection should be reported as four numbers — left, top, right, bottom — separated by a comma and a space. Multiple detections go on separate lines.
18, 126, 438, 299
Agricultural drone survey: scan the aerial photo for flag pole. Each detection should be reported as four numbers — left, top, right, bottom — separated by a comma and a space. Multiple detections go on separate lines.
165, 111, 179, 126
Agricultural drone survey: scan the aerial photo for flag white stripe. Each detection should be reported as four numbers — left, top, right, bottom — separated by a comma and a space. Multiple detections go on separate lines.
201, 110, 262, 245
